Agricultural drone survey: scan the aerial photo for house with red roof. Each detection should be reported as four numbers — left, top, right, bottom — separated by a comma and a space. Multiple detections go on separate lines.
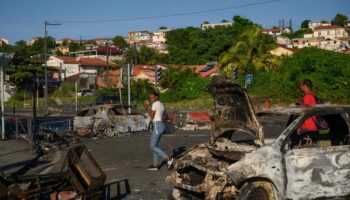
47, 56, 115, 89
262, 28, 290, 37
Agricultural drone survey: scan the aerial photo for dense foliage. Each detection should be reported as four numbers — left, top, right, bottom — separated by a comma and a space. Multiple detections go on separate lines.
245, 48, 350, 104
159, 66, 209, 102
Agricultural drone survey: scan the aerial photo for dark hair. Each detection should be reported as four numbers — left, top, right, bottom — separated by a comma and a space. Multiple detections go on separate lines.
302, 79, 313, 89
150, 91, 159, 98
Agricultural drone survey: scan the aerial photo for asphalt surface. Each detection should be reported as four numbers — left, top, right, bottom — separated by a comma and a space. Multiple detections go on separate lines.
0, 114, 288, 199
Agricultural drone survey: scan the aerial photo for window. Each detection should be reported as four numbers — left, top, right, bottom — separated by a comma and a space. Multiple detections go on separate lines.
286, 113, 349, 150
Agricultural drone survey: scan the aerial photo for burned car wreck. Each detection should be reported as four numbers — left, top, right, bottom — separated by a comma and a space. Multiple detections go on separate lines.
74, 104, 152, 137
167, 79, 350, 200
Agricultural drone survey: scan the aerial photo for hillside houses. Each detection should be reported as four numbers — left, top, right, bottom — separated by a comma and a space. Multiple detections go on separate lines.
291, 25, 349, 51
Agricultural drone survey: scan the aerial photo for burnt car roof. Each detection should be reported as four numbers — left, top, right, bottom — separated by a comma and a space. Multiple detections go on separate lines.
257, 105, 350, 116
206, 78, 263, 144
80, 104, 135, 111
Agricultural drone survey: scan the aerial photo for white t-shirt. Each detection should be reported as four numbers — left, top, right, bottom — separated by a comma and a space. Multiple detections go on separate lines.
151, 101, 164, 122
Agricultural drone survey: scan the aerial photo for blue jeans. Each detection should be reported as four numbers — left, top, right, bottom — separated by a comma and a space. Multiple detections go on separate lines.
150, 121, 167, 165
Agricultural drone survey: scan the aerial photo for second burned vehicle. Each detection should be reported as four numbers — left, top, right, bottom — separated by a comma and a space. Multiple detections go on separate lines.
73, 104, 152, 137
167, 78, 350, 200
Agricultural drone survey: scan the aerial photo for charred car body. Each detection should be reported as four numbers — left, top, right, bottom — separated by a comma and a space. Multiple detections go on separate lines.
74, 104, 152, 137
167, 78, 350, 200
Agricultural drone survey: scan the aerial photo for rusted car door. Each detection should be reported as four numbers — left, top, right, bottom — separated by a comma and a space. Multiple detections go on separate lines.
284, 113, 350, 199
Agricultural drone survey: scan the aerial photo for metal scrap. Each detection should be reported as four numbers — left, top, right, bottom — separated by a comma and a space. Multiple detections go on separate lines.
0, 145, 106, 200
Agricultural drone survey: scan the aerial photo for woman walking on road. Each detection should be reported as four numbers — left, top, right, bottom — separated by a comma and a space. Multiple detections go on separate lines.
144, 92, 174, 170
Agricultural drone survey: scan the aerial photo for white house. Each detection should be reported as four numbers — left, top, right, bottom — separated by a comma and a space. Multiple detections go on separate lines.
47, 56, 115, 88
201, 22, 231, 30
308, 21, 331, 30
276, 36, 291, 45
262, 28, 291, 37
152, 29, 170, 44
313, 25, 348, 40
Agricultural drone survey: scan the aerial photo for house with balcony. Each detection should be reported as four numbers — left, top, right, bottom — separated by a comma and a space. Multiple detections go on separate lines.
313, 25, 348, 40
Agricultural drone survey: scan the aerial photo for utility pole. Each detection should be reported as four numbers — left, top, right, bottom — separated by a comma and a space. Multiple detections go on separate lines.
127, 63, 131, 114
44, 21, 60, 116
0, 53, 14, 140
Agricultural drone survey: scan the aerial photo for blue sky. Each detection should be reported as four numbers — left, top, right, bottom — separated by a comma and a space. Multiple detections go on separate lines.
1, 0, 349, 44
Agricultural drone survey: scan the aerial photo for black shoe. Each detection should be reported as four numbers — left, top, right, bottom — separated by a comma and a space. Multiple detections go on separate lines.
147, 165, 159, 171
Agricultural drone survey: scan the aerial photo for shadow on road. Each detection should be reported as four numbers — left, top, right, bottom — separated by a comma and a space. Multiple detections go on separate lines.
101, 178, 131, 200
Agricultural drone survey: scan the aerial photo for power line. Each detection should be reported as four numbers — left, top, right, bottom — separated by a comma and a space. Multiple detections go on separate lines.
55, 0, 281, 24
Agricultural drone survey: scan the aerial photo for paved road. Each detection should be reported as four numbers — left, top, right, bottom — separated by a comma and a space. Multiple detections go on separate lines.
0, 114, 288, 199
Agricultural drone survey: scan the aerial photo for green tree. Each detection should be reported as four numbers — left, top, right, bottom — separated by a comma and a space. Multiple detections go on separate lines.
301, 20, 311, 29
281, 29, 313, 39
219, 27, 276, 76
332, 13, 348, 27
68, 42, 85, 52
131, 79, 154, 100
6, 40, 47, 89
273, 48, 350, 103
139, 45, 157, 64
158, 26, 168, 30
31, 37, 56, 54
165, 27, 200, 64
112, 36, 128, 49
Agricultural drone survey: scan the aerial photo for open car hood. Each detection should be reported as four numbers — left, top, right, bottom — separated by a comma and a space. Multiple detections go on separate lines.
206, 78, 264, 145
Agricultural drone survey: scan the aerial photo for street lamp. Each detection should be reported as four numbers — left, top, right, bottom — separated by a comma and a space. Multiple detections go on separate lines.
44, 20, 60, 116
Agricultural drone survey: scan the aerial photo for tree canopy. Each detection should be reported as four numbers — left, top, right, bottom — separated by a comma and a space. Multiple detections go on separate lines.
301, 20, 311, 29
332, 13, 348, 27
112, 36, 128, 49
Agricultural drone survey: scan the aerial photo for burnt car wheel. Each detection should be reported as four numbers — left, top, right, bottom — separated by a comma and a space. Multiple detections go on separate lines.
239, 181, 277, 200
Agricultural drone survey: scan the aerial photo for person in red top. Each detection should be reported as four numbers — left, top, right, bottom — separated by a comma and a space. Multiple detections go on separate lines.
299, 79, 318, 132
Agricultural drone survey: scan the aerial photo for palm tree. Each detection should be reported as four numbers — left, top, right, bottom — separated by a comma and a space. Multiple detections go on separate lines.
219, 27, 277, 76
